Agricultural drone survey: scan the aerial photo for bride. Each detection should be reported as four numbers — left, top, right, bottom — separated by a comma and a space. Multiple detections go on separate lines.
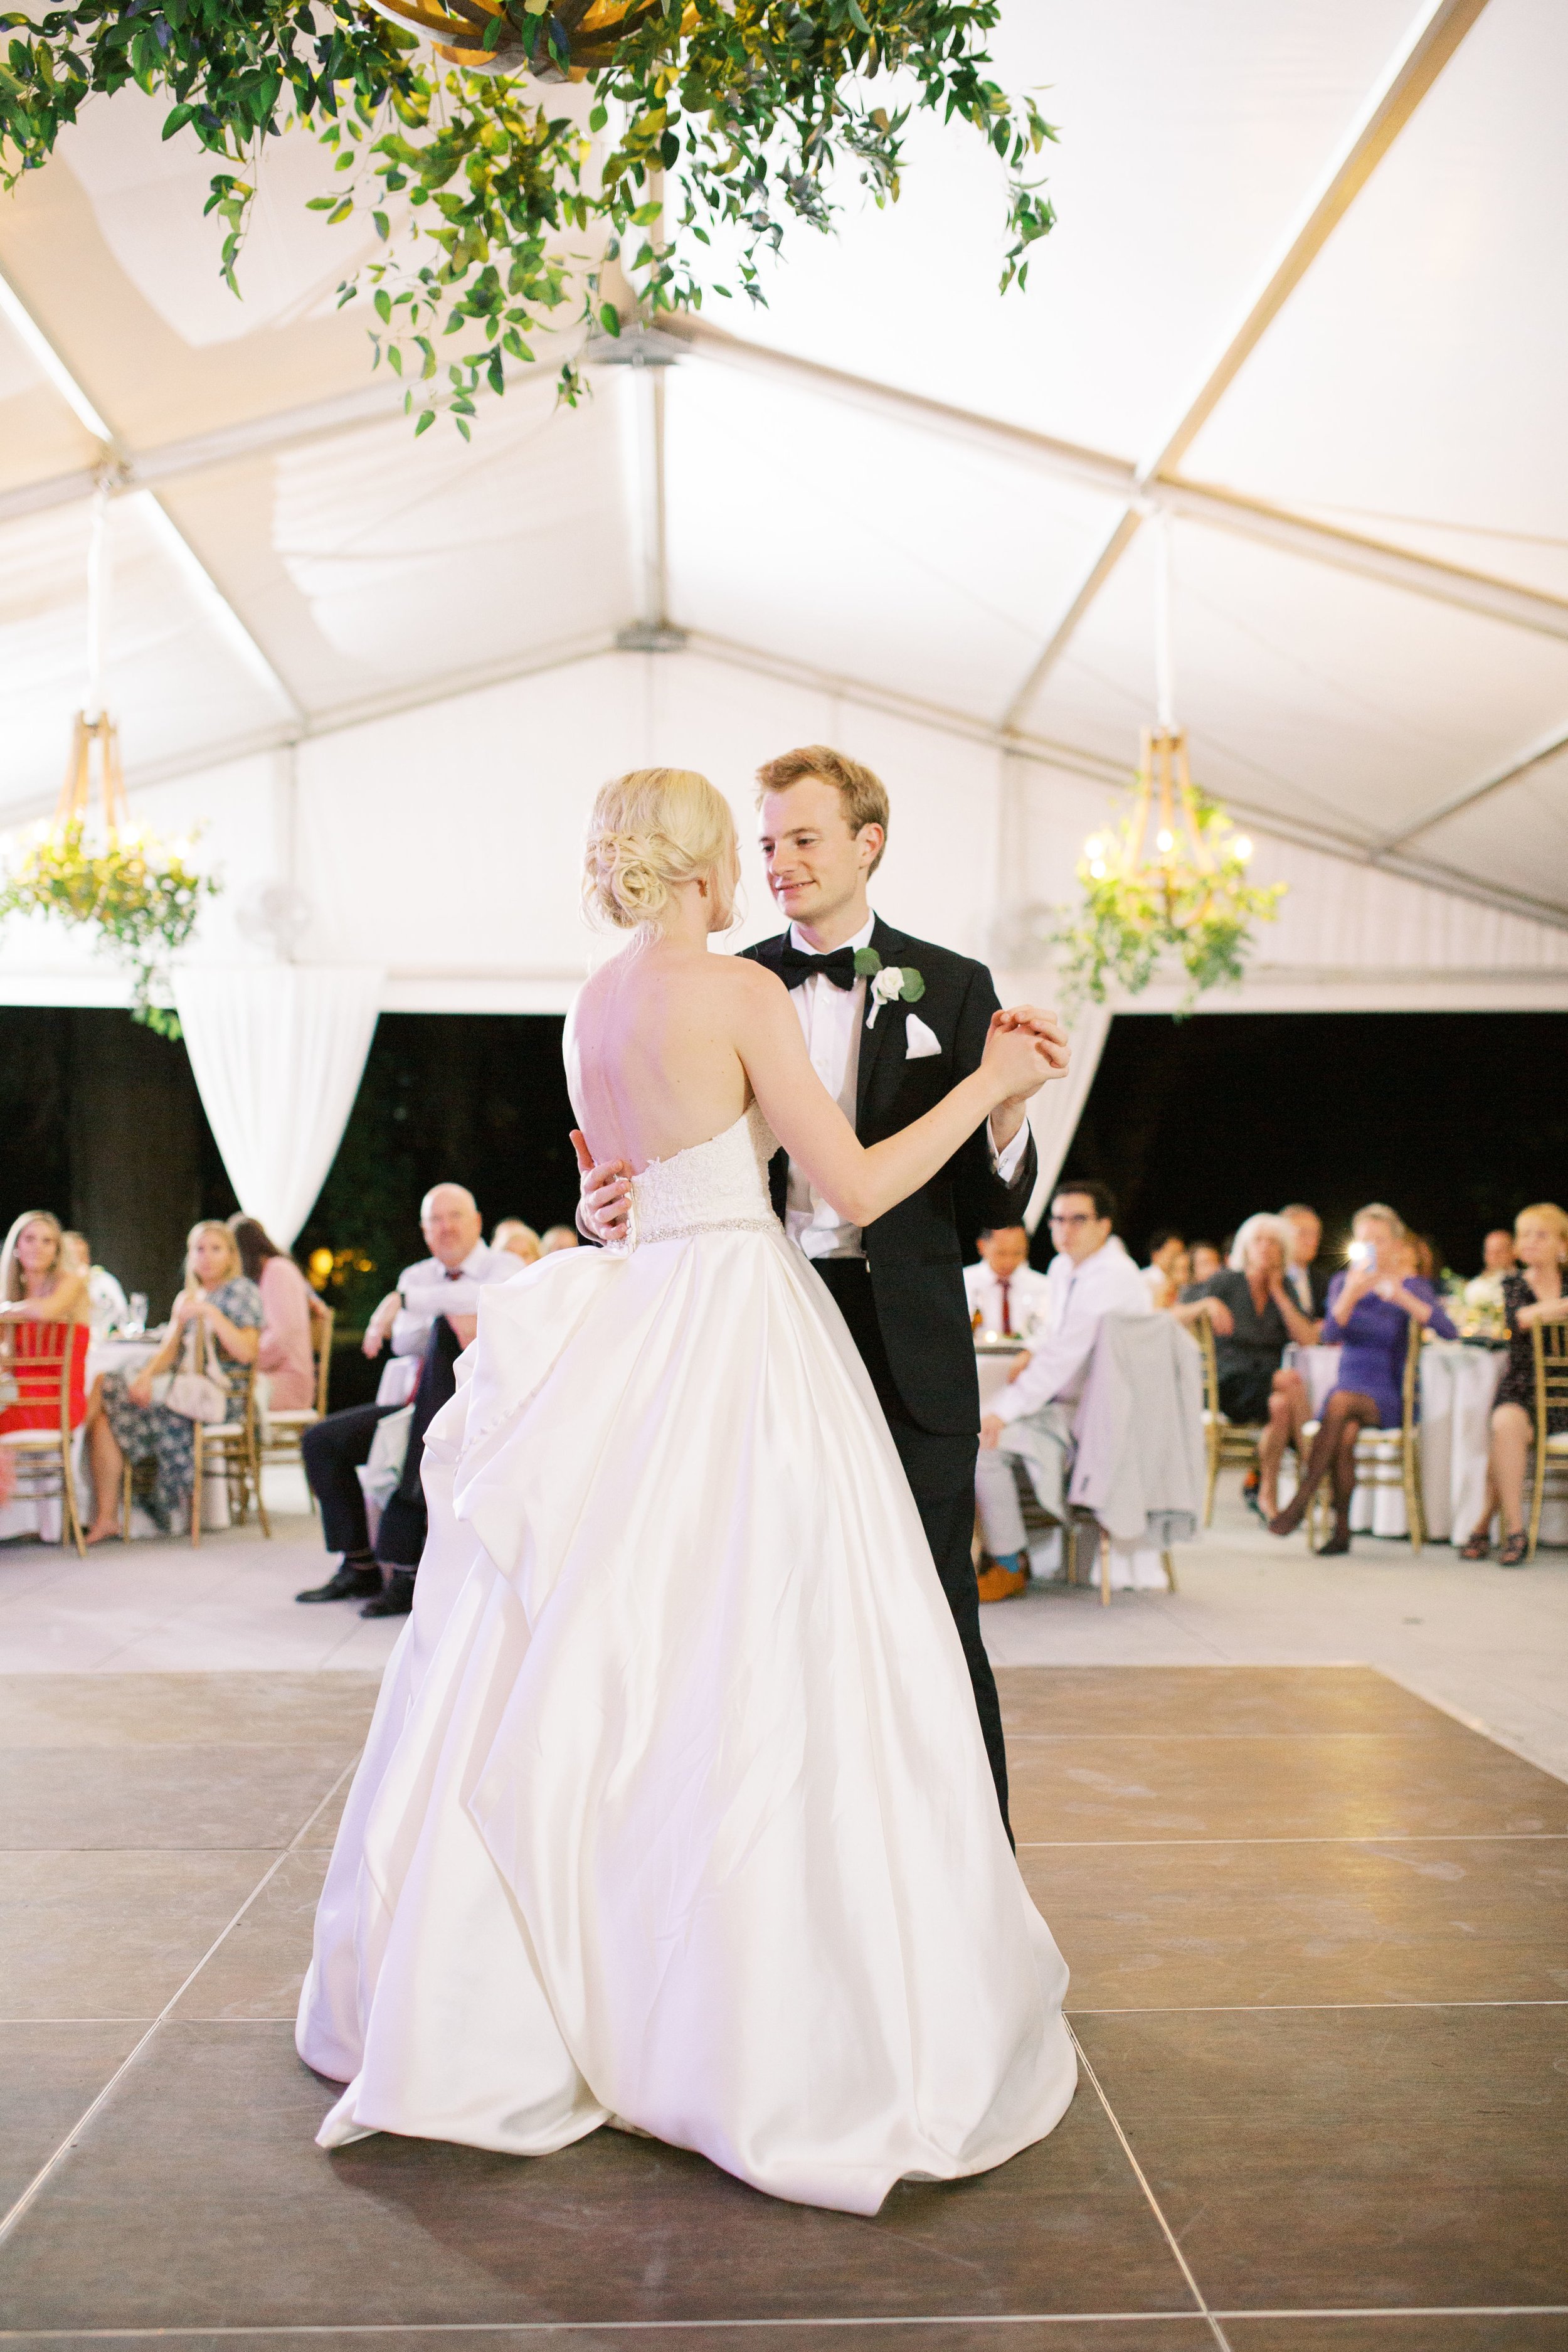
297, 766, 1079, 2215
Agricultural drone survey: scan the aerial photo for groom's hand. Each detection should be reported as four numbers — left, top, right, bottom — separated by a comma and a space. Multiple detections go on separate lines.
572, 1129, 632, 1245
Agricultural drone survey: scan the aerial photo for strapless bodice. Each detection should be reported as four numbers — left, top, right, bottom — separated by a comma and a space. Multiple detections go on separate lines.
621, 1102, 780, 1250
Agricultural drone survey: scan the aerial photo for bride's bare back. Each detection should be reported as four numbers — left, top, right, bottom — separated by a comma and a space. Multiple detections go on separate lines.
567, 936, 757, 1174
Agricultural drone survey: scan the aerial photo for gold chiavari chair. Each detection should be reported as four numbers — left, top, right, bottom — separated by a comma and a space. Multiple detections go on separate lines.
1328, 1315, 1424, 1552
260, 1306, 334, 1499
0, 1320, 85, 1556
1195, 1314, 1268, 1527
190, 1359, 270, 1546
1527, 1320, 1568, 1560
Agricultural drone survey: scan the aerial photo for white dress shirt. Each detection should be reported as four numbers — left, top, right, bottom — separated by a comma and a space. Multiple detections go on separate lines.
964, 1259, 1051, 1339
375, 1240, 519, 1406
781, 915, 1030, 1260
989, 1235, 1153, 1425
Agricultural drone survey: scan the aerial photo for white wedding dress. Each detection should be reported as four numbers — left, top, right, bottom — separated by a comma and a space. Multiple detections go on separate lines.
297, 1102, 1076, 2213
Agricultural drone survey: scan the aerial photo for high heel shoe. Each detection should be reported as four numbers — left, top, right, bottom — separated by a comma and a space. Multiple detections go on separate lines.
1458, 1528, 1491, 1561
1316, 1510, 1352, 1556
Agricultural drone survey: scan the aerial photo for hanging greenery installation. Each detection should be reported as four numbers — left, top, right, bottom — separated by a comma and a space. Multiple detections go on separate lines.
0, 814, 219, 1038
1052, 729, 1286, 1012
0, 3, 1057, 437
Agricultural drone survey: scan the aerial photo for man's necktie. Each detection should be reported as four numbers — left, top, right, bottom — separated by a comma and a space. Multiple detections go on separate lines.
999, 1277, 1012, 1336
777, 943, 859, 991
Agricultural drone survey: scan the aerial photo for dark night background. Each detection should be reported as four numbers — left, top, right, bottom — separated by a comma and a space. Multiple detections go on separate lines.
3, 1008, 1564, 1401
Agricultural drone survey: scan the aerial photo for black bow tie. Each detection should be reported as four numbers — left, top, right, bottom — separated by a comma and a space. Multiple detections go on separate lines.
777, 943, 859, 991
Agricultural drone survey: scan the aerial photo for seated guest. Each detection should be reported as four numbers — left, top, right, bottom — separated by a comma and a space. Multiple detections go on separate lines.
1189, 1240, 1222, 1285
1268, 1202, 1454, 1556
1174, 1213, 1317, 1518
965, 1223, 1049, 1340
1141, 1228, 1187, 1311
1465, 1228, 1517, 1311
83, 1221, 262, 1541
0, 1211, 90, 1438
539, 1224, 580, 1255
492, 1218, 542, 1265
973, 1179, 1151, 1600
1461, 1203, 1568, 1566
228, 1215, 320, 1413
59, 1230, 129, 1336
296, 1184, 519, 1619
1279, 1203, 1330, 1318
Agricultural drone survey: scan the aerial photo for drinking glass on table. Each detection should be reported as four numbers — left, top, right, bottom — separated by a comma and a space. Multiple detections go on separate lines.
124, 1294, 148, 1338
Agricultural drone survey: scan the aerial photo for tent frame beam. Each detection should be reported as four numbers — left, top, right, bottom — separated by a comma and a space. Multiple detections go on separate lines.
997, 0, 1496, 728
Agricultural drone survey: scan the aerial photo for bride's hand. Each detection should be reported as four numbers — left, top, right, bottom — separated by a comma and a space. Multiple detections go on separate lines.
982, 1009, 1068, 1105
980, 1015, 1057, 1106
572, 1129, 632, 1245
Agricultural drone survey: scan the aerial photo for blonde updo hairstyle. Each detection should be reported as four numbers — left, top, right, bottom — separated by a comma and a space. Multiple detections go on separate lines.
584, 768, 738, 934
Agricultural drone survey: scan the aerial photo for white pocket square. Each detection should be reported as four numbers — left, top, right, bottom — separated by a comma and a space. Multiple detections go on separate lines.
904, 1013, 942, 1060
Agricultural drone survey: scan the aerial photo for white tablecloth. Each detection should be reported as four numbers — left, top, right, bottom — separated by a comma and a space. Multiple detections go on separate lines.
1285, 1339, 1567, 1548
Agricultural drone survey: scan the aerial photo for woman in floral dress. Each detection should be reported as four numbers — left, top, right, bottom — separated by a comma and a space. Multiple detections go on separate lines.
83, 1221, 262, 1540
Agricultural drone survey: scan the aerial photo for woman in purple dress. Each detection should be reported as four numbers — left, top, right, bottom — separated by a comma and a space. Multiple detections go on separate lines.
1268, 1203, 1454, 1555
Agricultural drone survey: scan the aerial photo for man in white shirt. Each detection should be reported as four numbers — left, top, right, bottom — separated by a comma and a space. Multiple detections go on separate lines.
974, 1178, 1153, 1598
1279, 1203, 1328, 1321
297, 1184, 521, 1617
1465, 1227, 1517, 1311
965, 1224, 1051, 1341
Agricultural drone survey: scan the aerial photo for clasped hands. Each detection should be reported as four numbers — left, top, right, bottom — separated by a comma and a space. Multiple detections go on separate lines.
572, 1005, 1071, 1249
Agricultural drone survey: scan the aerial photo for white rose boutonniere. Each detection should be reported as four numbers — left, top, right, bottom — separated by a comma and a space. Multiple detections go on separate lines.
855, 946, 926, 1029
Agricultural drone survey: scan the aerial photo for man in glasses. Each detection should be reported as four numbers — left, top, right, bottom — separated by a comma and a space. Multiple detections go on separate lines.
974, 1177, 1152, 1599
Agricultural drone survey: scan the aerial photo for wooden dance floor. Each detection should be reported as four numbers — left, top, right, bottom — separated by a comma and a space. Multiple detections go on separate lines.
2, 1663, 1565, 2349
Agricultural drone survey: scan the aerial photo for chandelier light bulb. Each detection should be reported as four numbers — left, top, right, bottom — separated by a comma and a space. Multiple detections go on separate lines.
1233, 836, 1254, 862
1156, 827, 1174, 853
1084, 836, 1104, 861
1089, 859, 1108, 880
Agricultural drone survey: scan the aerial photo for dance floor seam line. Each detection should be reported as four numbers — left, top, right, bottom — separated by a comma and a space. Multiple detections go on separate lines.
0, 1756, 356, 2255
34, 2321, 1567, 2338
1064, 2023, 1231, 2352
1016, 1832, 1568, 1846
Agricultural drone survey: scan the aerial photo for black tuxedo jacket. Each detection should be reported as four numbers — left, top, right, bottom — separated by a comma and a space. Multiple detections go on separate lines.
743, 916, 1038, 1435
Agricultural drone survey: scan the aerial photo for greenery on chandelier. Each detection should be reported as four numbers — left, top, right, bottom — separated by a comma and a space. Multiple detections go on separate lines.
0, 818, 220, 1037
0, 2, 1057, 437
1052, 780, 1286, 1014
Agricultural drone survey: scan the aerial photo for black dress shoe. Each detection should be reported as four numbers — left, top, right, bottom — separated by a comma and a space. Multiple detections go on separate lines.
296, 1563, 384, 1605
360, 1569, 415, 1619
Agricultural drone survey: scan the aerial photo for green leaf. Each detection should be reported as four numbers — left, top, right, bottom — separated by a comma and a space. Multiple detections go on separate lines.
898, 969, 925, 1003
598, 301, 620, 336
373, 209, 389, 240
374, 287, 391, 322
327, 196, 354, 225
162, 102, 194, 141
852, 947, 882, 978
413, 408, 435, 436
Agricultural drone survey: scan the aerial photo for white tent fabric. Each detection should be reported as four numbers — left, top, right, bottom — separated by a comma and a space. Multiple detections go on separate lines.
0, 0, 1563, 1017
1019, 1004, 1115, 1233
171, 967, 383, 1249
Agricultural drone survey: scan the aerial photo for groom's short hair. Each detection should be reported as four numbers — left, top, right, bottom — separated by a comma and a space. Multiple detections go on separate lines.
755, 745, 889, 875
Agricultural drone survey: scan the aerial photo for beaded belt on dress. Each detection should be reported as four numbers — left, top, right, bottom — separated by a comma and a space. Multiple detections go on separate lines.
613, 1198, 780, 1253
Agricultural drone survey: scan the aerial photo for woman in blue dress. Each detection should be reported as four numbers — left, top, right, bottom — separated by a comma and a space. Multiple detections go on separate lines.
1268, 1203, 1454, 1555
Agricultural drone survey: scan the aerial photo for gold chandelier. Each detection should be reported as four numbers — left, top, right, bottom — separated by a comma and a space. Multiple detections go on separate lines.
361, 0, 672, 78
1055, 517, 1284, 1007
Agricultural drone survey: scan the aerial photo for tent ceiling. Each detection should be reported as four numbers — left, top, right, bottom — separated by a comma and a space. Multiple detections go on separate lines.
0, 0, 1563, 929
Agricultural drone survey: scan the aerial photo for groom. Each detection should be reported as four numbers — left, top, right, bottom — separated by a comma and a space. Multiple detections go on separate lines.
580, 745, 1057, 1838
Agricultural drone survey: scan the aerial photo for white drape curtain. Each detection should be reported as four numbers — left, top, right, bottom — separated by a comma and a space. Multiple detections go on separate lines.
1022, 1003, 1113, 1233
173, 966, 384, 1250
